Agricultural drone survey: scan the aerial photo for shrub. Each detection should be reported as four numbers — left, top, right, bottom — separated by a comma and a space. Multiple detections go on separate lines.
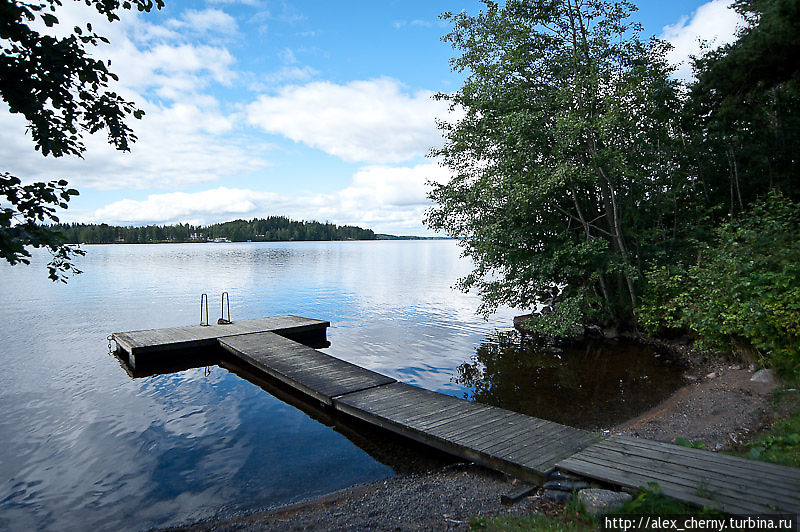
639, 193, 800, 377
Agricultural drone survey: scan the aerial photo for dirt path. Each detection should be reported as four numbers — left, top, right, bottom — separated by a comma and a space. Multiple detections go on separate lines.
614, 362, 778, 449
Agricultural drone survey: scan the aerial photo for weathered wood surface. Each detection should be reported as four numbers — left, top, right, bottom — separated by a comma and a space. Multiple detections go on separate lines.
112, 315, 800, 511
557, 434, 800, 515
113, 315, 329, 361
333, 381, 600, 483
220, 332, 395, 405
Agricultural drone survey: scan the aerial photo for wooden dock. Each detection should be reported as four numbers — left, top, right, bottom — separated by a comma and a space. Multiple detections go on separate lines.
112, 316, 800, 515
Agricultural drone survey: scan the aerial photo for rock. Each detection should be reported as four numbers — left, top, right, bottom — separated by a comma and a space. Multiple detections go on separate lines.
578, 489, 632, 516
684, 374, 700, 382
544, 489, 572, 504
603, 326, 618, 339
750, 368, 776, 384
706, 372, 718, 379
543, 479, 590, 492
513, 314, 534, 332
584, 325, 603, 338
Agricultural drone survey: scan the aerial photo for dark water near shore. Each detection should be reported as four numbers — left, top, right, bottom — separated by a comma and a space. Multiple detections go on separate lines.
0, 241, 681, 531
456, 331, 684, 430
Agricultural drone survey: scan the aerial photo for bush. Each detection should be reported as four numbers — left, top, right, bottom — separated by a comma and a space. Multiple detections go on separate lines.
638, 193, 800, 378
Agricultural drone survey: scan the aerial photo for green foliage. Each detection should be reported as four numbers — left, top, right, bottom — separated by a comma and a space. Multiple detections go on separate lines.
744, 410, 800, 468
427, 0, 699, 325
684, 0, 800, 215
1, 172, 84, 281
674, 437, 706, 450
49, 217, 376, 244
639, 193, 800, 377
1, 0, 163, 279
520, 295, 586, 339
429, 0, 800, 342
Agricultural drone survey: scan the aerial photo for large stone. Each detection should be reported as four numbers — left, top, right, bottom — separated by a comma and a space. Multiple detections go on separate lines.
578, 489, 632, 516
750, 368, 776, 384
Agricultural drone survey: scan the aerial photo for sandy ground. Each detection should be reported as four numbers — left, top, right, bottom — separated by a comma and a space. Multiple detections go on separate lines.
165, 360, 780, 532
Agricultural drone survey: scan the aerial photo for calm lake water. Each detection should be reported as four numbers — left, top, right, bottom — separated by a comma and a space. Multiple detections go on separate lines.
0, 240, 681, 531
0, 240, 520, 531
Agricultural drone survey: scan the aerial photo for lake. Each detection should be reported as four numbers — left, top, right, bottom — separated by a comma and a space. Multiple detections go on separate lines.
0, 240, 682, 531
0, 240, 520, 531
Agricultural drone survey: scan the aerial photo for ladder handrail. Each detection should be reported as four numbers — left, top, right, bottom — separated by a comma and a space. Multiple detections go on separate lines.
200, 294, 209, 326
219, 292, 231, 324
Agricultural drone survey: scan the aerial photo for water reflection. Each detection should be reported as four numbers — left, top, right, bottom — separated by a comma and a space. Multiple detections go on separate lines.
0, 241, 519, 532
455, 331, 685, 430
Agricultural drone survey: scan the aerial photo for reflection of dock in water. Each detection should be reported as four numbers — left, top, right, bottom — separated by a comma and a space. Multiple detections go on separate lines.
112, 316, 800, 515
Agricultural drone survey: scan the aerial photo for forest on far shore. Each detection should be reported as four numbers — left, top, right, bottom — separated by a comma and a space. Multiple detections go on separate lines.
49, 217, 377, 244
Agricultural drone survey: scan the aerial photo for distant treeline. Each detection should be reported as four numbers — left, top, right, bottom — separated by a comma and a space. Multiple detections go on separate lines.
50, 217, 376, 244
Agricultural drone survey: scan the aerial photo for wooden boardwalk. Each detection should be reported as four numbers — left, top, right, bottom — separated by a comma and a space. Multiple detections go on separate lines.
113, 315, 329, 368
112, 316, 800, 515
220, 332, 395, 406
558, 434, 800, 515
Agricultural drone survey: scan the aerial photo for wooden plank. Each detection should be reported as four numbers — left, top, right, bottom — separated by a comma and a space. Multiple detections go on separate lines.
602, 435, 800, 484
220, 332, 394, 405
559, 455, 764, 514
113, 315, 329, 365
333, 383, 591, 483
430, 410, 520, 441
499, 424, 582, 464
558, 452, 784, 514
461, 414, 561, 451
485, 421, 574, 458
575, 444, 800, 510
520, 431, 603, 472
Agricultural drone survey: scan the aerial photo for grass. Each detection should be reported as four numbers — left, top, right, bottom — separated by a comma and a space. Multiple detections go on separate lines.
736, 386, 800, 467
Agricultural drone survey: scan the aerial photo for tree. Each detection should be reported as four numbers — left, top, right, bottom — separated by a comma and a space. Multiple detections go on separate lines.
683, 0, 800, 216
1, 0, 163, 280
426, 0, 691, 328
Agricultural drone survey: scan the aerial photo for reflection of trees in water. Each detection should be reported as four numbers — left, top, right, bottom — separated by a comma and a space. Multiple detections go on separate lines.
454, 331, 684, 430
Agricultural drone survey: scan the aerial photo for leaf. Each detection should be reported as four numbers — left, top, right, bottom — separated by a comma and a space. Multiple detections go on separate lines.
41, 13, 58, 26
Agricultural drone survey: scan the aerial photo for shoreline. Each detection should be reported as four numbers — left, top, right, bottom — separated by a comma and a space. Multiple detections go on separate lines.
166, 352, 781, 531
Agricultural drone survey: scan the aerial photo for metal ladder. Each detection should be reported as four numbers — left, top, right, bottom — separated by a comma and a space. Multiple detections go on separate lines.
200, 292, 232, 326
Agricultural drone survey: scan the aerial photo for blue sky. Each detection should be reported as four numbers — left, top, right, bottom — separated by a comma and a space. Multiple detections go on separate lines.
2, 0, 744, 235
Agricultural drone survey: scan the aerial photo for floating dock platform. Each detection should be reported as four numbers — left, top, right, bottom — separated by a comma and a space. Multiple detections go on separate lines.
112, 316, 800, 516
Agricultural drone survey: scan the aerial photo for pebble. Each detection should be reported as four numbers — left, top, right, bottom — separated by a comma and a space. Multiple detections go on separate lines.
706, 372, 718, 379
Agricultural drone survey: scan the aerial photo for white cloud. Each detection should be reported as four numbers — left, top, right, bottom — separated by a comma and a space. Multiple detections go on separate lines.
0, 1, 265, 190
246, 78, 451, 164
661, 0, 744, 80
85, 163, 452, 234
168, 9, 239, 36
0, 100, 266, 190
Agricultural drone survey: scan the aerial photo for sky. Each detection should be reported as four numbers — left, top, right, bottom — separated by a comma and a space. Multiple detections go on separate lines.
2, 0, 744, 235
